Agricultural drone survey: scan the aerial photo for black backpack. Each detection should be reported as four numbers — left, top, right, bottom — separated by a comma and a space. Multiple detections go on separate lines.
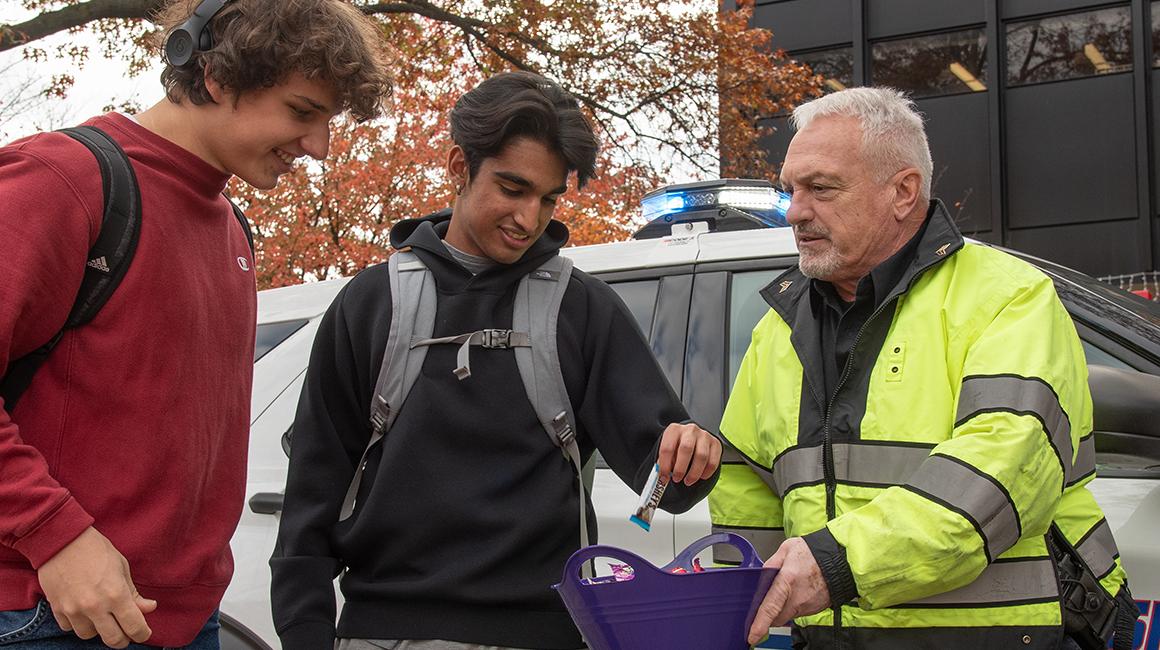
0, 125, 254, 409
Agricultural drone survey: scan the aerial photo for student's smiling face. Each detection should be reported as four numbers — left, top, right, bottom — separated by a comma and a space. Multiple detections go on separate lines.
444, 137, 569, 264
204, 71, 339, 190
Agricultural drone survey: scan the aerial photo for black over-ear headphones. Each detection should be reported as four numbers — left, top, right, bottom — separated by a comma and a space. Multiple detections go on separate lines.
164, 0, 230, 67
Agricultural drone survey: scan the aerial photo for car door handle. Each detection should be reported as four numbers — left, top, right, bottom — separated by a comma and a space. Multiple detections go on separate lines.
249, 492, 284, 515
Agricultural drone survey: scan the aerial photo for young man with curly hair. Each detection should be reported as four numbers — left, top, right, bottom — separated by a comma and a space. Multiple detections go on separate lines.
0, 0, 391, 648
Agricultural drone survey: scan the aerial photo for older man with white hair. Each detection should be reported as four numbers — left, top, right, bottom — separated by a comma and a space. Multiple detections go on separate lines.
709, 87, 1134, 649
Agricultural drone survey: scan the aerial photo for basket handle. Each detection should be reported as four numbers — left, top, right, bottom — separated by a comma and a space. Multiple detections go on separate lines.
665, 532, 764, 572
563, 544, 656, 585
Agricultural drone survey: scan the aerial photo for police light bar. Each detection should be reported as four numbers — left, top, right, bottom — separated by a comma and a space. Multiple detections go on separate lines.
635, 179, 791, 240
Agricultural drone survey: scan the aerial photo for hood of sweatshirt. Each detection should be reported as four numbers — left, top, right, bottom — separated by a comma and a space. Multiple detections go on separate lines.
388, 209, 570, 290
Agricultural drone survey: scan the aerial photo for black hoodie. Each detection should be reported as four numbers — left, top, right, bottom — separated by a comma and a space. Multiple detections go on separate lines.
271, 213, 719, 649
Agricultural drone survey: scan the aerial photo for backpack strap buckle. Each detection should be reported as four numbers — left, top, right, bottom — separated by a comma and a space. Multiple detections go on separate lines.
369, 394, 391, 436
551, 411, 576, 450
480, 328, 513, 349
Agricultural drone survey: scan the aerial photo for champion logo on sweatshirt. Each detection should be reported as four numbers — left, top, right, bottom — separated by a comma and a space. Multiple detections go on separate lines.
237, 256, 250, 271
87, 256, 110, 273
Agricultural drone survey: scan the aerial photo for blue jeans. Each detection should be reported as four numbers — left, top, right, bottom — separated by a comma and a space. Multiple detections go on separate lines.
0, 601, 219, 649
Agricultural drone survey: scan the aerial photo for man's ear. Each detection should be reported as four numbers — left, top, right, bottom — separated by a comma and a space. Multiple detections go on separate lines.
446, 145, 468, 187
891, 168, 923, 221
203, 65, 228, 105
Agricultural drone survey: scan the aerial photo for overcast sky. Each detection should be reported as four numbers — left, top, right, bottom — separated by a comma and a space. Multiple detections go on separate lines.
0, 5, 165, 141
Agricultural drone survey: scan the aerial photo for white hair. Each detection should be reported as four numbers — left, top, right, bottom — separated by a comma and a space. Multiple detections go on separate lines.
791, 87, 933, 199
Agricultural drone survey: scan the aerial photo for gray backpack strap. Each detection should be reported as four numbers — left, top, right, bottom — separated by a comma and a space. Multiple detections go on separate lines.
339, 251, 435, 521
412, 329, 530, 380
512, 256, 590, 550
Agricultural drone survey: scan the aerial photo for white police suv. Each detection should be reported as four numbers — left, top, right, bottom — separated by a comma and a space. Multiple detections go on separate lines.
218, 180, 1160, 650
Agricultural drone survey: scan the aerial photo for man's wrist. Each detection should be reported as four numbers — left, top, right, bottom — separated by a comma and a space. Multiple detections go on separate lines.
802, 526, 858, 607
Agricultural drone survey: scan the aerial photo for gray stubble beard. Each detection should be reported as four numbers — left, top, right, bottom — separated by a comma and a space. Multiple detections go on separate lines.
797, 249, 843, 281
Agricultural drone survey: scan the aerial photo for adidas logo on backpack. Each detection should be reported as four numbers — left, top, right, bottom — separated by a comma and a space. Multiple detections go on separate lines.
87, 256, 111, 273
0, 125, 254, 411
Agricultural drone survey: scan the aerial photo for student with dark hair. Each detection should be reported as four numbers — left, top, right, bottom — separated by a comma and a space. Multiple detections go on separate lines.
0, 0, 391, 648
448, 72, 598, 191
270, 71, 722, 650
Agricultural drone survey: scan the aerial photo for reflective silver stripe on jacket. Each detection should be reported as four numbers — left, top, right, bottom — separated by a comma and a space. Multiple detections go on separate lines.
710, 524, 786, 563
837, 443, 931, 489
906, 558, 1058, 606
721, 444, 746, 464
1068, 434, 1096, 486
771, 445, 821, 497
730, 452, 780, 495
906, 454, 1020, 561
956, 375, 1074, 482
1076, 519, 1120, 579
769, 443, 933, 498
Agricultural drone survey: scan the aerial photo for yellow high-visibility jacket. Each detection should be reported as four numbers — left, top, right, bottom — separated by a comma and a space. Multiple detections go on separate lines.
711, 202, 1128, 648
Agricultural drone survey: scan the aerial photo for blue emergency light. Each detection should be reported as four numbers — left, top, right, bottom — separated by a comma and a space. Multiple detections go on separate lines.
634, 178, 791, 240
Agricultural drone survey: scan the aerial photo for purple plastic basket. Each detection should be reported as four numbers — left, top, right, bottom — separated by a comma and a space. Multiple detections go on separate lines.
553, 532, 777, 650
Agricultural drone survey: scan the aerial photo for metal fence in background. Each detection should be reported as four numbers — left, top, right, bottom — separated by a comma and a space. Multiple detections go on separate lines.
1101, 271, 1160, 302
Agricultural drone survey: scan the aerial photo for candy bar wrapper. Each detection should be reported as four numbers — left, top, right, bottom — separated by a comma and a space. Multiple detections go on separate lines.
579, 563, 636, 585
669, 558, 706, 575
609, 563, 635, 581
629, 462, 668, 531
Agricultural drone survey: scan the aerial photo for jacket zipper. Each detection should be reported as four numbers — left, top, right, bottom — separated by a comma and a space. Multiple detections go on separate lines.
820, 294, 900, 650
787, 233, 954, 648
821, 277, 926, 517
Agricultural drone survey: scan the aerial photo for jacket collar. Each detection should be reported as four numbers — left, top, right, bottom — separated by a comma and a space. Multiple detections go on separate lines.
760, 199, 964, 329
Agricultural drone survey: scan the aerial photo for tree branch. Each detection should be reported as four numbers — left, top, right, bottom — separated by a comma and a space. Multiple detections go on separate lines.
365, 1, 579, 60
1, 0, 163, 52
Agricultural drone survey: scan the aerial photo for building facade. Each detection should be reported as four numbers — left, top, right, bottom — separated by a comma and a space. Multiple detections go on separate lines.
733, 0, 1159, 277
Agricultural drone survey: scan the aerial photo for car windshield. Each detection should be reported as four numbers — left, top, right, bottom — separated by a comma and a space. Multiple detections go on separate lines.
254, 319, 308, 363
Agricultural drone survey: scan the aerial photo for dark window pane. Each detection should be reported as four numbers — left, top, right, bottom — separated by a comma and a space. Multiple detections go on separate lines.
1153, 1, 1160, 67
609, 280, 659, 337
254, 319, 308, 363
792, 47, 855, 94
728, 270, 781, 388
1006, 6, 1132, 86
1082, 341, 1132, 370
871, 29, 988, 98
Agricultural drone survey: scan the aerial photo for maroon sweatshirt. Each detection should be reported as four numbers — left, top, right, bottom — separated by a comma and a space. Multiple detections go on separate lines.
0, 113, 255, 645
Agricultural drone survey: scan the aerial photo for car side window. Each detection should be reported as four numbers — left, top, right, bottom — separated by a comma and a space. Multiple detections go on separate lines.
728, 270, 780, 389
609, 280, 660, 337
1081, 340, 1132, 371
254, 319, 308, 363
590, 280, 663, 472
